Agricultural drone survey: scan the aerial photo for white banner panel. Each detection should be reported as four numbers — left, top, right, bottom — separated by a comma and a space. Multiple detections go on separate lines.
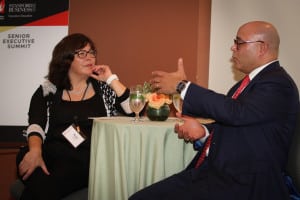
0, 0, 69, 125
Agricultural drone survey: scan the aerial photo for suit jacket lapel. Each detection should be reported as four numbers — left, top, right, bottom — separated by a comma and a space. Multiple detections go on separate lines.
227, 61, 280, 98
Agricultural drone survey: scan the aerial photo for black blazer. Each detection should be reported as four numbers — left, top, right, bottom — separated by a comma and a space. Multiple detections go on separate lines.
183, 61, 299, 200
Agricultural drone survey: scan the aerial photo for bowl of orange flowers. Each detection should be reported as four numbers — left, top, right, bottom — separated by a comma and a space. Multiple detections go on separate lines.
143, 82, 172, 121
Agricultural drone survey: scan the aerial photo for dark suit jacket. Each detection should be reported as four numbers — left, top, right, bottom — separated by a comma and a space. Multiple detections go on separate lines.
183, 61, 299, 200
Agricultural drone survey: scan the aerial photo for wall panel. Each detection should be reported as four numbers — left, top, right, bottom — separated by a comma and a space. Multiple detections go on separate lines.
69, 0, 211, 87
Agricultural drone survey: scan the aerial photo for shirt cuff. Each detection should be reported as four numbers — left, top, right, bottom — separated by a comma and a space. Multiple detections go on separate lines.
193, 125, 210, 150
180, 81, 191, 100
200, 125, 210, 143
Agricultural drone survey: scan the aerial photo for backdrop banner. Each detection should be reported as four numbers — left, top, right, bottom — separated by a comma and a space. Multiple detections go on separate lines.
0, 0, 69, 126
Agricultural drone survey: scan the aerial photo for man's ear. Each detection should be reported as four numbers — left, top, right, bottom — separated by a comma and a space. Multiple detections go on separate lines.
259, 42, 268, 56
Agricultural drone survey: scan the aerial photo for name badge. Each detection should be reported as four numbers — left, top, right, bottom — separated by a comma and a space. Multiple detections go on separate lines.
62, 125, 85, 148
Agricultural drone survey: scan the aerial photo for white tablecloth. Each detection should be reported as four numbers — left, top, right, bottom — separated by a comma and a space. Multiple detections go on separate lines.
88, 117, 196, 200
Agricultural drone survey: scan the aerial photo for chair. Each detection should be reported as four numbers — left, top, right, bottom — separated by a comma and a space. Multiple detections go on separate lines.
10, 179, 88, 200
286, 109, 300, 193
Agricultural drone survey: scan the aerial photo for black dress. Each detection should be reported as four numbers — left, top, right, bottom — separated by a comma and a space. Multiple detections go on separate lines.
17, 79, 131, 200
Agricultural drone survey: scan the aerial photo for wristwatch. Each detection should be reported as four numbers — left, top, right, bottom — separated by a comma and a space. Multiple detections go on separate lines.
176, 80, 188, 94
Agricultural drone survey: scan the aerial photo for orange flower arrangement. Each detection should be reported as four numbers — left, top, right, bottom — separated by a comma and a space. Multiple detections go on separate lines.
145, 93, 172, 109
141, 82, 172, 109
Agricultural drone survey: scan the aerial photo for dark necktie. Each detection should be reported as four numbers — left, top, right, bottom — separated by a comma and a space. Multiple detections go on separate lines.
195, 75, 250, 168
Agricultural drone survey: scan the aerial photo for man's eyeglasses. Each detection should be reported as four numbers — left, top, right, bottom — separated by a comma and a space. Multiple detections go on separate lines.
234, 39, 264, 50
74, 49, 97, 58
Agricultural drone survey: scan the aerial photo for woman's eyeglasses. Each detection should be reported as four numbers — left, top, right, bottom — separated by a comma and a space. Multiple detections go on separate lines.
74, 49, 97, 58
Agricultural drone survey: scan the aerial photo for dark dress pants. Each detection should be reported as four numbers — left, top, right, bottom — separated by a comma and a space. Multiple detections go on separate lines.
16, 145, 89, 200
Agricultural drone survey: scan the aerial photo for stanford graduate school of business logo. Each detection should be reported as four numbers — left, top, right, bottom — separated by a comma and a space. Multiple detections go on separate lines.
0, 0, 5, 20
0, 0, 4, 13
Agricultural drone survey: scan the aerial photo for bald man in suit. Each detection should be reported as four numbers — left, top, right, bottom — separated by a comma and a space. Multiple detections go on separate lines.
129, 21, 299, 200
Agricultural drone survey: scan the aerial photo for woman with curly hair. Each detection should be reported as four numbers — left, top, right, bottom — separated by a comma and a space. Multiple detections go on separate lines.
16, 33, 133, 200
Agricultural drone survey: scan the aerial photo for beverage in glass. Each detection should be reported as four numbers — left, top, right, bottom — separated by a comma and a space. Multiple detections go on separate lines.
129, 86, 146, 121
172, 93, 183, 113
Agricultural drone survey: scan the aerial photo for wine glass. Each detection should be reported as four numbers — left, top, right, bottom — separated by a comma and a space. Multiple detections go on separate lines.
172, 93, 183, 113
129, 86, 146, 122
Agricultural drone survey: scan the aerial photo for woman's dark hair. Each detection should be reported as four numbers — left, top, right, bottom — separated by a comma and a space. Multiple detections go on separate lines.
47, 33, 96, 90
